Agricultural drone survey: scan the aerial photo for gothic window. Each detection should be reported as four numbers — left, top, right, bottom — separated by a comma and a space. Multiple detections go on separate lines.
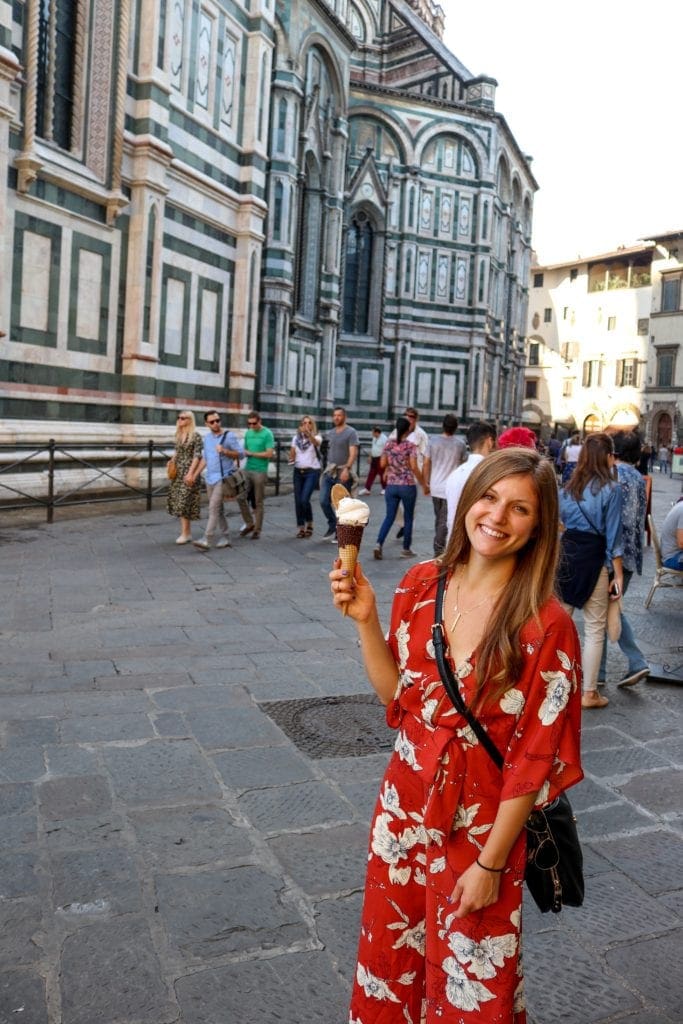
295, 158, 323, 321
258, 50, 270, 142
272, 181, 284, 241
37, 0, 79, 149
343, 213, 374, 334
276, 97, 287, 152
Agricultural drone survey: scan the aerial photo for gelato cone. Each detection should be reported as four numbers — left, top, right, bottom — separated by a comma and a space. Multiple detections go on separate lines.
334, 498, 370, 615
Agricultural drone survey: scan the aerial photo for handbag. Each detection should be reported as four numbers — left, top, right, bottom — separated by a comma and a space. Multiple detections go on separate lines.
431, 574, 584, 914
167, 459, 177, 481
217, 431, 248, 499
558, 501, 606, 608
222, 468, 247, 499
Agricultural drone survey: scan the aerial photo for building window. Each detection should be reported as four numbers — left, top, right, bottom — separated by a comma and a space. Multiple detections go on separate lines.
607, 316, 617, 331
661, 276, 681, 313
637, 318, 649, 335
543, 307, 552, 323
582, 360, 603, 387
561, 341, 578, 362
272, 180, 284, 241
656, 350, 676, 387
276, 97, 287, 152
562, 378, 573, 397
563, 306, 569, 320
37, 0, 79, 150
615, 359, 639, 387
570, 268, 578, 282
528, 341, 540, 366
524, 379, 538, 399
343, 213, 374, 334
533, 272, 544, 288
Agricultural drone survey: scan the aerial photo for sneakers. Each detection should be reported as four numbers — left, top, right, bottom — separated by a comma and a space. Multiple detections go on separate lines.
373, 545, 382, 560
380, 489, 385, 495
215, 537, 232, 549
358, 488, 370, 496
617, 668, 650, 688
193, 538, 210, 550
239, 523, 255, 537
175, 535, 192, 545
400, 549, 416, 558
323, 528, 336, 539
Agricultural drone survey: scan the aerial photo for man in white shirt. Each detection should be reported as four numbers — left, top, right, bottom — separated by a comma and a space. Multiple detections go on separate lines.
445, 421, 497, 537
422, 414, 466, 554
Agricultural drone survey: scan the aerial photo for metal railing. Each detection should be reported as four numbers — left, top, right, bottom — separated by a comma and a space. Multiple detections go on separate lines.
0, 440, 176, 522
0, 437, 364, 523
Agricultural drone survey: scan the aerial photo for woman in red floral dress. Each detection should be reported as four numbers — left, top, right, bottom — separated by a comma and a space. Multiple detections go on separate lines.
330, 448, 583, 1024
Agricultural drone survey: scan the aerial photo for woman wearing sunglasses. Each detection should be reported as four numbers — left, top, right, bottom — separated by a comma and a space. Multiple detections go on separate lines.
166, 411, 203, 544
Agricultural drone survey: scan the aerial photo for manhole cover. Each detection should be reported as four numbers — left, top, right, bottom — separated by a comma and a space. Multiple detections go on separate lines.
647, 647, 683, 685
259, 694, 395, 759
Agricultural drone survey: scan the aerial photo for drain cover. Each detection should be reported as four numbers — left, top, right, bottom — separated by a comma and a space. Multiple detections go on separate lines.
259, 694, 395, 759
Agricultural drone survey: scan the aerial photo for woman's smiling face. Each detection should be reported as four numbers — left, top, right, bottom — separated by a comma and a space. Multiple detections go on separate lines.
464, 473, 539, 562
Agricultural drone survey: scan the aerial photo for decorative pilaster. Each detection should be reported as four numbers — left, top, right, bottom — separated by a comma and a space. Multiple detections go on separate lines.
107, 0, 131, 223
14, 0, 43, 192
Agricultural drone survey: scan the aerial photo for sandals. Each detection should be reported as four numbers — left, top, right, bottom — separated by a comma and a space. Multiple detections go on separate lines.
581, 690, 609, 709
296, 528, 306, 538
304, 524, 313, 537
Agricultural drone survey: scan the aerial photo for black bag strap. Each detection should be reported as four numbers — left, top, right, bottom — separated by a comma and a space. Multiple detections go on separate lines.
431, 574, 504, 771
574, 499, 602, 536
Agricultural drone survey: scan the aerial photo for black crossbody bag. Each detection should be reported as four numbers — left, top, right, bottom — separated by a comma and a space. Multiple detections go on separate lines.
431, 573, 584, 914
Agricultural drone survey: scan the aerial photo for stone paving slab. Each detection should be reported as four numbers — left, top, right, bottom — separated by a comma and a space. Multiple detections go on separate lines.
0, 471, 681, 1023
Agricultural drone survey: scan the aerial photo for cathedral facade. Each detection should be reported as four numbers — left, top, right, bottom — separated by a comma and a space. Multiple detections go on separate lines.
0, 0, 536, 441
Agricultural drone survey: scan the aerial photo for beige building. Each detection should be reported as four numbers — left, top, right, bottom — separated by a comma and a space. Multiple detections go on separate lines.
645, 230, 683, 450
523, 244, 654, 440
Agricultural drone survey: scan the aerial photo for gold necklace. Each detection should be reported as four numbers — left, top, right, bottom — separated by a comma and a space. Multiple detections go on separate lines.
448, 576, 503, 632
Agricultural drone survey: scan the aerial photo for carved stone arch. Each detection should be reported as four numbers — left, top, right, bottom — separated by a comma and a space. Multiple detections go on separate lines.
414, 125, 485, 179
347, 106, 411, 165
299, 33, 347, 117
496, 154, 512, 204
347, 0, 375, 42
272, 14, 292, 69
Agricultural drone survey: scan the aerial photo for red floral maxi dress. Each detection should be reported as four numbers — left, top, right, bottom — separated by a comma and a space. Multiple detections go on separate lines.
349, 561, 583, 1024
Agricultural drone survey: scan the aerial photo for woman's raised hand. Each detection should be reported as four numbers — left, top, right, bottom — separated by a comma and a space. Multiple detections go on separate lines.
329, 561, 376, 622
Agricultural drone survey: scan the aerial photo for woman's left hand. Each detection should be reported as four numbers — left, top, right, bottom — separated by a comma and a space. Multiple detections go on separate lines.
448, 860, 503, 918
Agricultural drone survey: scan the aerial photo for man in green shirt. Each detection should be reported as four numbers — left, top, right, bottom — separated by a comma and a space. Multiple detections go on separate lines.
240, 411, 274, 539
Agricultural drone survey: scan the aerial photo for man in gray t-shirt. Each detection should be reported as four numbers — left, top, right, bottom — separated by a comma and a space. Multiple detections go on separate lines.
660, 499, 683, 569
320, 407, 359, 538
423, 414, 466, 555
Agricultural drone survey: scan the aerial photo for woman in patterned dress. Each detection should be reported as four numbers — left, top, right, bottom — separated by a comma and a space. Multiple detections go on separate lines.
330, 448, 583, 1024
166, 411, 203, 544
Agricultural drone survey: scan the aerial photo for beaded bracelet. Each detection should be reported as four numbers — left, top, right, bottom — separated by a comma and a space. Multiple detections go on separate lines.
476, 857, 505, 873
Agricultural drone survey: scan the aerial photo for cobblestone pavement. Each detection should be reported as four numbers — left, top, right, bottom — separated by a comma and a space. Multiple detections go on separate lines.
1, 470, 682, 1024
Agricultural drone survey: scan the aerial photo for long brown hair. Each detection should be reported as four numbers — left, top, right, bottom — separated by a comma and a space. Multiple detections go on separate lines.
441, 448, 561, 703
564, 432, 615, 499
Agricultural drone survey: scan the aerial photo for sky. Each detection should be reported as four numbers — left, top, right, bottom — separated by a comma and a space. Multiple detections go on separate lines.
442, 1, 682, 265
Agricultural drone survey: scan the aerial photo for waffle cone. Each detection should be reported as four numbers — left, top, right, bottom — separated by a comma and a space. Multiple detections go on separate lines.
338, 543, 360, 574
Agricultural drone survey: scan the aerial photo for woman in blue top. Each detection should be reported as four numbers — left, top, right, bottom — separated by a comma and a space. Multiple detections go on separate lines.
559, 433, 623, 709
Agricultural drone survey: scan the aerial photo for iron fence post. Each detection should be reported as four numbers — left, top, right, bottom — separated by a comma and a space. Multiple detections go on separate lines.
47, 439, 55, 523
147, 440, 154, 510
275, 440, 281, 496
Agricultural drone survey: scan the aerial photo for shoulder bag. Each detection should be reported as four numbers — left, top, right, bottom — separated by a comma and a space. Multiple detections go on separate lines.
218, 432, 248, 499
431, 573, 584, 914
558, 500, 606, 608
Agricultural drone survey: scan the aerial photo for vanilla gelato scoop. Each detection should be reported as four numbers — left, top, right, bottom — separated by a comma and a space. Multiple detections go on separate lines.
335, 496, 370, 527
